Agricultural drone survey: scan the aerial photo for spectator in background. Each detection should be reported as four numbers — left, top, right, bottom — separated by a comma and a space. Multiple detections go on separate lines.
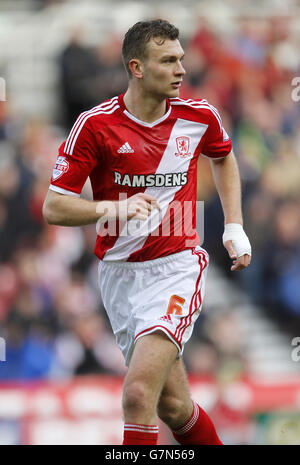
261, 200, 300, 332
184, 309, 247, 378
91, 34, 128, 104
59, 27, 99, 130
52, 311, 126, 377
1, 12, 300, 382
59, 30, 127, 130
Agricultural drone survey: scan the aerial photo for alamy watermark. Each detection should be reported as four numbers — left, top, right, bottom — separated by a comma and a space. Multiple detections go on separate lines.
95, 195, 205, 247
291, 337, 300, 362
0, 337, 6, 362
291, 77, 300, 102
0, 77, 6, 101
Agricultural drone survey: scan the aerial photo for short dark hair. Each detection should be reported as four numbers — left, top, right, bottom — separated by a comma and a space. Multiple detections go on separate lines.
122, 19, 179, 77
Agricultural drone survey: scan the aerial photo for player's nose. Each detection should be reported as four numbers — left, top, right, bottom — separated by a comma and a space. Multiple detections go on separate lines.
175, 61, 186, 76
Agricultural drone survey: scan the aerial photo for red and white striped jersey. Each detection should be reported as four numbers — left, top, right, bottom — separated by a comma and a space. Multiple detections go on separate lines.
49, 94, 232, 261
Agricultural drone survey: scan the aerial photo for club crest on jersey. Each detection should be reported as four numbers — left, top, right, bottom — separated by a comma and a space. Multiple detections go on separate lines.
52, 156, 69, 181
175, 136, 191, 158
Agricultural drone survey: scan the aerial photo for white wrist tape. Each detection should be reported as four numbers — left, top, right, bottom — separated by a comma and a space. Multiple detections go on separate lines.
222, 223, 252, 257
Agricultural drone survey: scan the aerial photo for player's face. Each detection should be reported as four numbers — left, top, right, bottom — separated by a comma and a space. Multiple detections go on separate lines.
142, 38, 186, 98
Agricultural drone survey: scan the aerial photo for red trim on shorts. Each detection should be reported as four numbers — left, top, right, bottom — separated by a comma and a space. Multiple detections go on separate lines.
184, 250, 207, 335
174, 249, 202, 341
134, 325, 182, 351
175, 249, 207, 343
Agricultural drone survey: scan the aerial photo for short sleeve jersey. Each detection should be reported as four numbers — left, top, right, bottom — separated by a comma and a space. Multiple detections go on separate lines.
49, 94, 232, 261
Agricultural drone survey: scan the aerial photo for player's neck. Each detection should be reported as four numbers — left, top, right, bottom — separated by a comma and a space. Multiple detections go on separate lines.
123, 87, 167, 124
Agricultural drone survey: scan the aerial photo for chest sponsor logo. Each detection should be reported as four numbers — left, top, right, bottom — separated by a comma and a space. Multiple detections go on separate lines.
52, 156, 69, 181
175, 136, 191, 158
114, 171, 188, 187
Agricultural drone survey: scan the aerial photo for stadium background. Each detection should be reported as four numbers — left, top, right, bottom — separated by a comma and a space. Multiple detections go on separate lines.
0, 0, 300, 445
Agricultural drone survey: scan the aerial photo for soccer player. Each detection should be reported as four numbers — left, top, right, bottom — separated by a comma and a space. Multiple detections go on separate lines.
43, 19, 251, 445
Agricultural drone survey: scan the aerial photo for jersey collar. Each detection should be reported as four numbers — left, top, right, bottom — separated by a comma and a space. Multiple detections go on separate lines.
118, 93, 171, 128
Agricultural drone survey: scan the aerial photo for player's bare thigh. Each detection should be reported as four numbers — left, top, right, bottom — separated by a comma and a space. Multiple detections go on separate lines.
157, 358, 194, 429
122, 332, 178, 424
124, 331, 178, 390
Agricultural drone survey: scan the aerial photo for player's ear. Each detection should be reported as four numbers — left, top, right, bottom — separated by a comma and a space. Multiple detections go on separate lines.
128, 59, 144, 79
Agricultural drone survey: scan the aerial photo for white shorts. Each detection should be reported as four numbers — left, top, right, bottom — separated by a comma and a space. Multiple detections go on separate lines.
98, 246, 209, 366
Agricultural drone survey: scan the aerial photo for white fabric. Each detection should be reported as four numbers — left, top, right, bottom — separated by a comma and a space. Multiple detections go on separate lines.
49, 184, 80, 197
103, 118, 207, 261
98, 246, 209, 365
222, 223, 252, 257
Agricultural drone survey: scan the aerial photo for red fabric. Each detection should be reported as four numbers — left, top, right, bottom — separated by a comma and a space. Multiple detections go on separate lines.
172, 403, 223, 445
123, 424, 158, 445
49, 94, 232, 262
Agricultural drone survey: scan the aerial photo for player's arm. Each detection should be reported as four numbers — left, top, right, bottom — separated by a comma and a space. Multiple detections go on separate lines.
210, 151, 243, 226
43, 190, 104, 226
43, 189, 160, 226
45, 117, 160, 227
210, 152, 251, 271
200, 104, 251, 271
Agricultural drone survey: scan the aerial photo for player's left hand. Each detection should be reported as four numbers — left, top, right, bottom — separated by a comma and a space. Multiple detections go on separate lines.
222, 223, 252, 271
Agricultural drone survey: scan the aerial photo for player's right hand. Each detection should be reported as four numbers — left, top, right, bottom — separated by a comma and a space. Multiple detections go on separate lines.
119, 192, 161, 221
96, 193, 161, 223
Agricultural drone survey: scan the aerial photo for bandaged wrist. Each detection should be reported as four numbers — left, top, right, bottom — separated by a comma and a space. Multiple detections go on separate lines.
222, 223, 252, 257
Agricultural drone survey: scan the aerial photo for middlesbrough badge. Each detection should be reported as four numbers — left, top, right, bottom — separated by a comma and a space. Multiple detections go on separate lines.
175, 136, 191, 158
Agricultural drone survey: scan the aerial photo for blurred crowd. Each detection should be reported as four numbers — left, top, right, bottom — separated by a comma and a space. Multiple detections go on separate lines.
0, 14, 299, 380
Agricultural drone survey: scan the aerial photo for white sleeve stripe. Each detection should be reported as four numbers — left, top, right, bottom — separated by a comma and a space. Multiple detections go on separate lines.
49, 185, 80, 197
65, 97, 117, 153
199, 104, 222, 128
170, 101, 222, 129
65, 97, 118, 154
170, 97, 222, 128
207, 103, 222, 125
66, 104, 120, 156
65, 97, 117, 152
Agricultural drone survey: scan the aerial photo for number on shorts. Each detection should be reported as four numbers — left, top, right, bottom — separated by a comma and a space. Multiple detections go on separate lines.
167, 295, 185, 315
